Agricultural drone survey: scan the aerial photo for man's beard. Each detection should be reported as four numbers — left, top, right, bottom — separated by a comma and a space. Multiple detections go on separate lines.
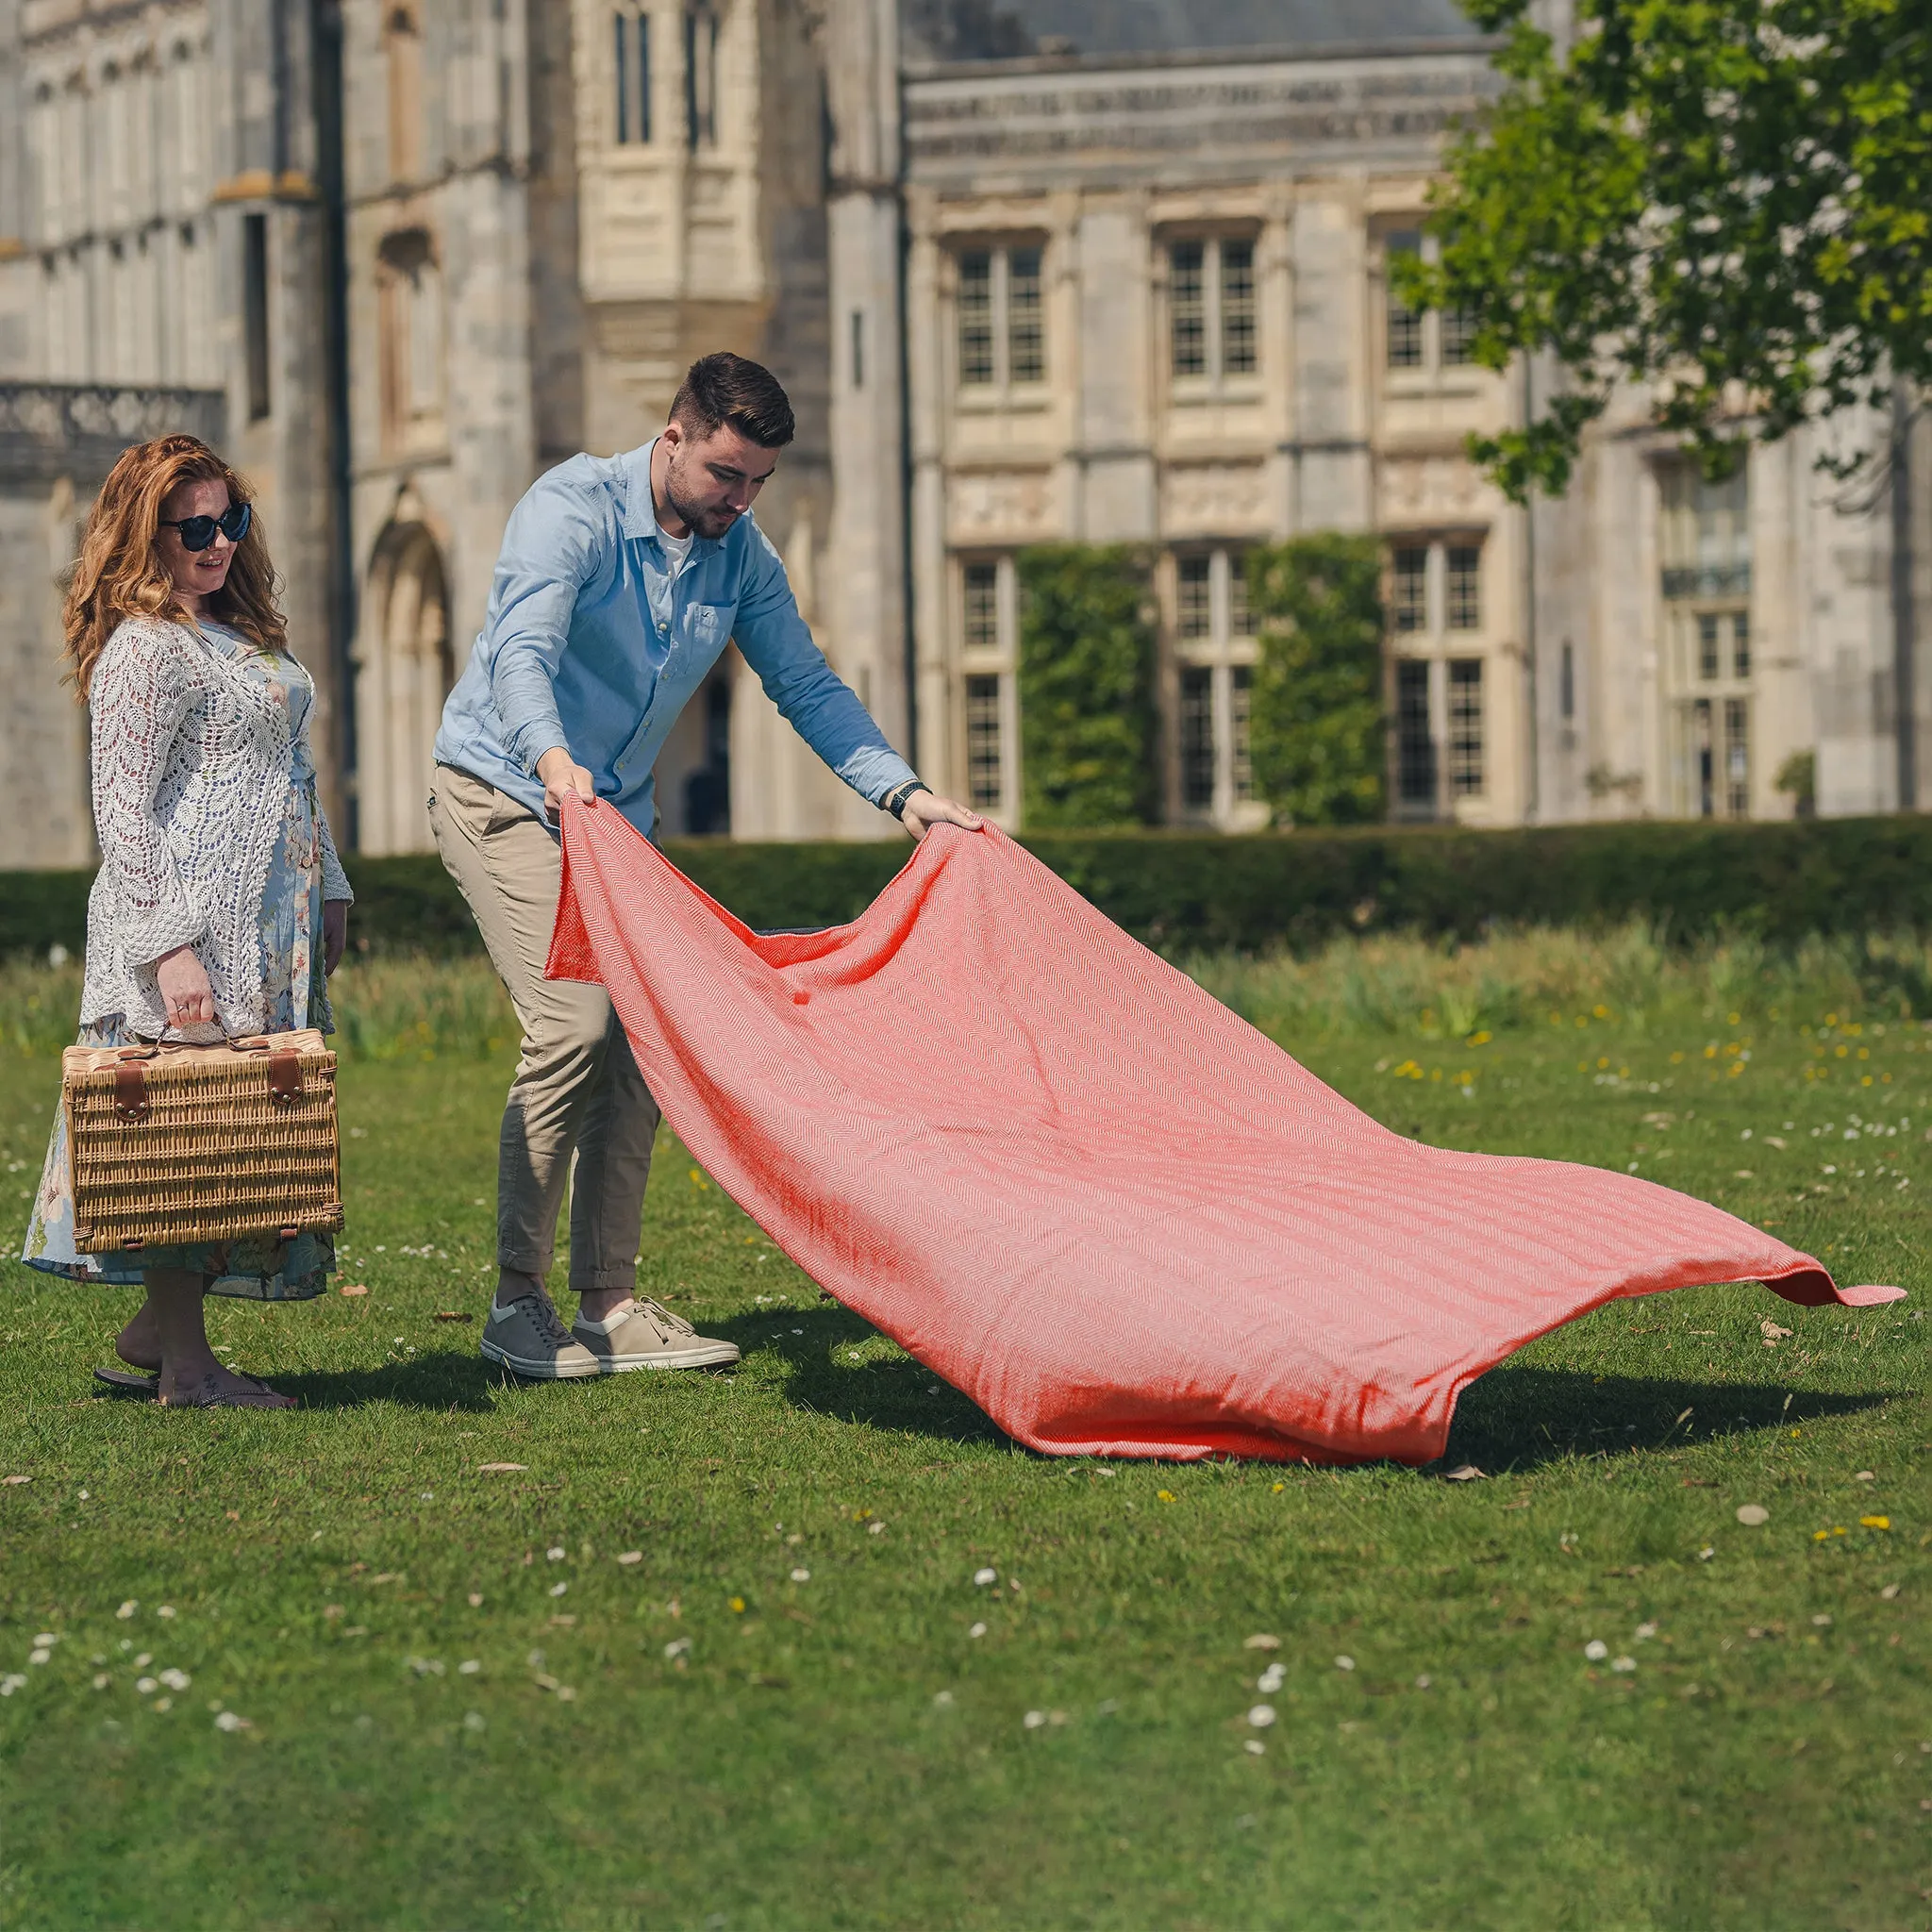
662, 453, 740, 540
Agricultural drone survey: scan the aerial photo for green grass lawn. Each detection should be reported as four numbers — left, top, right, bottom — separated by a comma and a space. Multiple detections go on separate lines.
0, 973, 1926, 1930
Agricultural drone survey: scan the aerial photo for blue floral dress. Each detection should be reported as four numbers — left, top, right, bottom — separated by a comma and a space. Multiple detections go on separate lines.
21, 625, 339, 1300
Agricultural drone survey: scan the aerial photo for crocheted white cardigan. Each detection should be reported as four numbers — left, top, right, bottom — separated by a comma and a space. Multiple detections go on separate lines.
81, 614, 353, 1039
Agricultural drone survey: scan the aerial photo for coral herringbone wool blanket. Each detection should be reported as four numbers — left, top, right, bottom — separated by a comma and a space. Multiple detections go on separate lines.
548, 798, 1901, 1464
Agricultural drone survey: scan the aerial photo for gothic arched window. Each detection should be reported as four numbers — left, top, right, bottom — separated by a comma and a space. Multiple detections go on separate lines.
375, 227, 444, 450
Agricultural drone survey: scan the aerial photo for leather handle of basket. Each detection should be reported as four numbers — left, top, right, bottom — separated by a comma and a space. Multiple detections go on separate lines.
268, 1048, 304, 1105
125, 1029, 276, 1058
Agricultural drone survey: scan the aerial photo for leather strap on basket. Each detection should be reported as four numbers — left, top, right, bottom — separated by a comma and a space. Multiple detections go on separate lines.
113, 1032, 304, 1106
268, 1049, 304, 1105
112, 1062, 150, 1122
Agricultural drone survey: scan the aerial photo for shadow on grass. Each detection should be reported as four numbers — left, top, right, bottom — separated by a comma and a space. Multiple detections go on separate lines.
261, 1354, 505, 1413
722, 1310, 1899, 1472
1444, 1366, 1896, 1474
716, 1306, 1012, 1450
180, 1311, 1895, 1473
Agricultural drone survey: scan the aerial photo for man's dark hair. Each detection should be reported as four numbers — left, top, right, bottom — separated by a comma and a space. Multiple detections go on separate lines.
669, 352, 795, 449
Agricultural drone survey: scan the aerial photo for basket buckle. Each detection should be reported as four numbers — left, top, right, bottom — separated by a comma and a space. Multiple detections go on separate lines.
268, 1049, 304, 1106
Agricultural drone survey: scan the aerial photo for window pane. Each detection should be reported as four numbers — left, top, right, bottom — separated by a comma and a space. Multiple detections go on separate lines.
615, 13, 629, 142
1441, 304, 1475, 365
1396, 659, 1435, 808
1732, 612, 1751, 679
1228, 552, 1252, 636
1697, 611, 1720, 679
243, 210, 270, 420
1230, 664, 1254, 801
1170, 241, 1206, 378
958, 251, 993, 386
965, 674, 1003, 811
614, 10, 651, 144
1447, 658, 1484, 798
1691, 697, 1715, 817
1724, 695, 1749, 816
636, 12, 651, 142
1007, 245, 1043, 384
1659, 465, 1751, 597
1176, 555, 1211, 640
962, 560, 999, 648
685, 4, 717, 148
1445, 544, 1480, 630
1180, 665, 1215, 808
1391, 545, 1427, 633
1386, 230, 1423, 370
1220, 238, 1255, 375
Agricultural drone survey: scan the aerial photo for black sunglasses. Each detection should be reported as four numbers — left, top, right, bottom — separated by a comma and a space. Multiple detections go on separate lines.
159, 501, 252, 552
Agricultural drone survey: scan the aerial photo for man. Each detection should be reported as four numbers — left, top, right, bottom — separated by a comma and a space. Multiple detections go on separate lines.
429, 352, 980, 1380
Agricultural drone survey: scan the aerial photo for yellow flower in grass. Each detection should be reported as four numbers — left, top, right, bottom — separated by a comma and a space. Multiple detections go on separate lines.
1860, 1515, 1890, 1531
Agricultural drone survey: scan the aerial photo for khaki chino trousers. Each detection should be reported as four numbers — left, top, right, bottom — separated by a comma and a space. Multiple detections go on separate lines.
428, 764, 659, 1294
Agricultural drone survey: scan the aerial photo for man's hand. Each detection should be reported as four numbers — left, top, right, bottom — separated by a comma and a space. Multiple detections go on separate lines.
156, 944, 216, 1030
901, 791, 983, 841
323, 899, 349, 976
536, 746, 598, 824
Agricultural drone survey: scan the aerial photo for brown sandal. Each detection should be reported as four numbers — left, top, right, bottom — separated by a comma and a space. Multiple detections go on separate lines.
157, 1371, 297, 1410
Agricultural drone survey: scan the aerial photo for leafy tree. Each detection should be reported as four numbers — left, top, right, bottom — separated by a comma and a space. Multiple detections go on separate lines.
1400, 0, 1932, 499
1246, 536, 1387, 826
1015, 545, 1158, 828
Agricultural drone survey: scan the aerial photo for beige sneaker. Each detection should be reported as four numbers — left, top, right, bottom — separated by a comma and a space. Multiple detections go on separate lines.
572, 1298, 741, 1373
480, 1294, 601, 1380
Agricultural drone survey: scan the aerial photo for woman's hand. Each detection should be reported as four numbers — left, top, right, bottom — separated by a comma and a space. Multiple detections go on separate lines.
156, 945, 216, 1029
323, 899, 349, 976
901, 791, 983, 841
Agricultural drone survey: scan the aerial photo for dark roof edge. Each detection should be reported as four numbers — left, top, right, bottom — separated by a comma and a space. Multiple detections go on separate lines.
902, 34, 1507, 83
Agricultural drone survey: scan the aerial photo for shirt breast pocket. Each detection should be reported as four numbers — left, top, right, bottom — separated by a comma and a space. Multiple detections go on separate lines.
680, 603, 735, 662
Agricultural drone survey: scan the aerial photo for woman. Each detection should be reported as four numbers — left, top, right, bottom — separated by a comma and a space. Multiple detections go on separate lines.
20, 434, 352, 1408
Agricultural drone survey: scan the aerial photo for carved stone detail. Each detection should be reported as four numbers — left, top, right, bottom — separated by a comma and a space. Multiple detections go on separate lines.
1162, 462, 1269, 536
948, 468, 1057, 541
1377, 455, 1488, 526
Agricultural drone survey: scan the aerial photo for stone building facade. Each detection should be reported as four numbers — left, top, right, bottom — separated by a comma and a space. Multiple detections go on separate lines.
0, 0, 348, 839
0, 0, 1923, 870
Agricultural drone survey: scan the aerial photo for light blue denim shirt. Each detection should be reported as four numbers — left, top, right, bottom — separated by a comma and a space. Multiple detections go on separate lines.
433, 438, 917, 836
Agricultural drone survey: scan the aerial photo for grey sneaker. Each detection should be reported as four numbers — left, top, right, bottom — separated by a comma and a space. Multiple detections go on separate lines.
480, 1294, 601, 1380
572, 1298, 741, 1373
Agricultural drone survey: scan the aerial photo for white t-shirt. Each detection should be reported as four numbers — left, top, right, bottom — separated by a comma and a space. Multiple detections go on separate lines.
657, 522, 696, 576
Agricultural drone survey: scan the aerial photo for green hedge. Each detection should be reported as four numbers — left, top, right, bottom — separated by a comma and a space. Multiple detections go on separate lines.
6, 814, 1928, 959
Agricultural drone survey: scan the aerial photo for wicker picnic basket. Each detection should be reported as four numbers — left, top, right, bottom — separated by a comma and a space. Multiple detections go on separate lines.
61, 1030, 342, 1254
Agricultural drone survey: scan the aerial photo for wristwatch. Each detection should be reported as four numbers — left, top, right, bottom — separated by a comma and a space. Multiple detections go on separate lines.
885, 779, 932, 820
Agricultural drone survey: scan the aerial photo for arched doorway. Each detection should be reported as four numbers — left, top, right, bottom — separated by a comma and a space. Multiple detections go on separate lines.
355, 510, 451, 854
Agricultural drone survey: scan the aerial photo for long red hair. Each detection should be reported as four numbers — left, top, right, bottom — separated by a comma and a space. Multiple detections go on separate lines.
61, 434, 286, 699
